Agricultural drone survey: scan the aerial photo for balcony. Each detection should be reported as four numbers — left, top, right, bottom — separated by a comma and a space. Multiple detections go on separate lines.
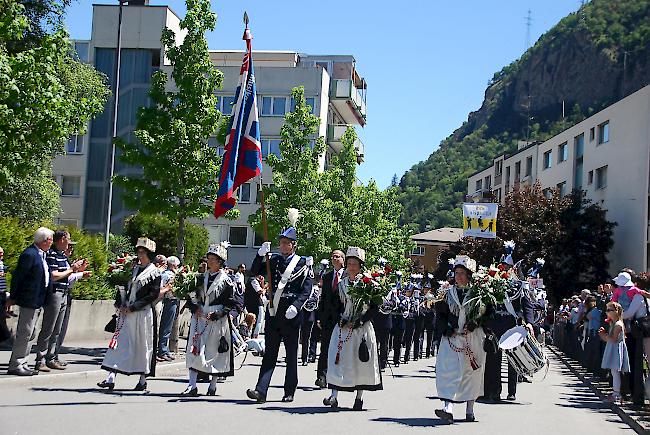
329, 79, 367, 126
327, 124, 365, 164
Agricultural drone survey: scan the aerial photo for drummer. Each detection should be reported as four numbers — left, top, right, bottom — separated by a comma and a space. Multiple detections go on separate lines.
482, 242, 536, 403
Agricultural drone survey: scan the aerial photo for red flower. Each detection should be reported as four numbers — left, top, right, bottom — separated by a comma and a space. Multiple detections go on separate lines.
117, 258, 126, 264
371, 272, 380, 278
384, 265, 393, 274
108, 265, 115, 273
488, 269, 497, 277
498, 263, 507, 271
362, 276, 372, 284
501, 272, 509, 279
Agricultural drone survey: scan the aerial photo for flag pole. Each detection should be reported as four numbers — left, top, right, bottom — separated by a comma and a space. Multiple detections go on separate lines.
244, 11, 274, 310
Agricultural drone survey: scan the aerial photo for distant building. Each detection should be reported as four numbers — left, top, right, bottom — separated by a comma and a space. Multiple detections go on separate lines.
409, 227, 463, 271
467, 85, 650, 274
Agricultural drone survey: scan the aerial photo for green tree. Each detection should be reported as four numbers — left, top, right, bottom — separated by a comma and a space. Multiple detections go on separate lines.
248, 86, 330, 259
0, 0, 110, 187
115, 0, 223, 261
0, 167, 61, 221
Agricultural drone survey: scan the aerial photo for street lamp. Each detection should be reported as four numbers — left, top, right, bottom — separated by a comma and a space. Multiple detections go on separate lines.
105, 0, 125, 246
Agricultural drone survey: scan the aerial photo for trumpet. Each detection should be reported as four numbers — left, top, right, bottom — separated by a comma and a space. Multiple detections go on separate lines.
379, 289, 398, 315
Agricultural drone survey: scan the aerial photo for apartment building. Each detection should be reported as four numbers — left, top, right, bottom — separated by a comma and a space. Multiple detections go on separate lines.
467, 85, 650, 274
52, 2, 367, 267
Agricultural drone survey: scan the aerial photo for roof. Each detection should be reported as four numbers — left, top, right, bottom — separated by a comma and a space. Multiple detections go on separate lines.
411, 227, 463, 244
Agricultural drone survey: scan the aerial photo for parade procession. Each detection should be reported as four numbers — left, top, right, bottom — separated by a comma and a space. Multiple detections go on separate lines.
2, 0, 650, 433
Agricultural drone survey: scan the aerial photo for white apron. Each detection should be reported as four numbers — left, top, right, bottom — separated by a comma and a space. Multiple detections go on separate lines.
102, 265, 157, 375
326, 277, 382, 391
435, 285, 486, 402
185, 271, 234, 376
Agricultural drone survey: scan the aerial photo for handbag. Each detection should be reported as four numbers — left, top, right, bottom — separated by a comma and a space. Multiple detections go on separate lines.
218, 335, 230, 353
104, 314, 117, 333
483, 328, 499, 354
358, 338, 370, 362
632, 297, 650, 338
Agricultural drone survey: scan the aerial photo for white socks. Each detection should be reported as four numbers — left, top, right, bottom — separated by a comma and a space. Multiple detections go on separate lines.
443, 401, 453, 413
106, 372, 116, 383
188, 369, 198, 389
330, 389, 339, 399
210, 376, 219, 390
356, 390, 364, 400
466, 400, 475, 415
139, 374, 147, 385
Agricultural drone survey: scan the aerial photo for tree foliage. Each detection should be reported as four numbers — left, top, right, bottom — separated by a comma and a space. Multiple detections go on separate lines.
0, 167, 61, 222
115, 0, 224, 260
435, 183, 615, 302
250, 88, 413, 268
0, 0, 110, 187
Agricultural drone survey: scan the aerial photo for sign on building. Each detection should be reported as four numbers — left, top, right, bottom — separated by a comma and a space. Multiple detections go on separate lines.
462, 203, 498, 239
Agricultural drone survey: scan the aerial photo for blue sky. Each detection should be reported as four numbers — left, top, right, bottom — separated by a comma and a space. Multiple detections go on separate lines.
64, 0, 580, 188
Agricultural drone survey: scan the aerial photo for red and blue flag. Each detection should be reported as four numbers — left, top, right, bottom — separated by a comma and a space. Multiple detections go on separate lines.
214, 28, 262, 219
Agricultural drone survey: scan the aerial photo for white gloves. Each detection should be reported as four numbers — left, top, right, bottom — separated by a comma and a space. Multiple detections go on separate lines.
306, 256, 314, 267
285, 305, 298, 320
257, 241, 271, 257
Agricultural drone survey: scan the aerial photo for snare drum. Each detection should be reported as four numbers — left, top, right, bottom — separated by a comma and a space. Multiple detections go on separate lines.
499, 326, 548, 378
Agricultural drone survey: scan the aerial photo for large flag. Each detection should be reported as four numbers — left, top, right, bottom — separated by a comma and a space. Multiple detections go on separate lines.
214, 25, 262, 219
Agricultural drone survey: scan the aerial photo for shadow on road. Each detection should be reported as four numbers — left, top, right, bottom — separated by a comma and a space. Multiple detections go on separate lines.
260, 405, 354, 414
0, 401, 116, 407
371, 417, 454, 427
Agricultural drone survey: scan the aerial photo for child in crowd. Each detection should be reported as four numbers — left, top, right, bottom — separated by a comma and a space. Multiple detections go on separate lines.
598, 301, 630, 404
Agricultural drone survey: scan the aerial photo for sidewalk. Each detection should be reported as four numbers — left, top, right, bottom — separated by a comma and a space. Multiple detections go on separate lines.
550, 345, 650, 434
0, 338, 188, 388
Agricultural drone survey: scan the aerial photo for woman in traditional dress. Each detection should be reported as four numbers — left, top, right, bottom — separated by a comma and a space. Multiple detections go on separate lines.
180, 242, 236, 396
323, 247, 382, 410
98, 238, 167, 391
434, 255, 487, 423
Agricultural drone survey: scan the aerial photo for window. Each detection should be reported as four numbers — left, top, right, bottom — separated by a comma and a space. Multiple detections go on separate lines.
514, 161, 521, 181
589, 127, 595, 142
261, 138, 282, 159
475, 179, 483, 192
410, 246, 425, 256
220, 96, 235, 115
495, 160, 503, 176
58, 218, 79, 228
525, 156, 533, 177
261, 96, 286, 116
256, 183, 269, 204
574, 160, 584, 190
574, 133, 584, 158
229, 226, 248, 246
596, 165, 608, 189
290, 97, 316, 114
557, 181, 567, 197
543, 150, 552, 169
588, 170, 594, 185
484, 175, 492, 190
61, 176, 81, 197
558, 142, 568, 163
253, 231, 265, 247
495, 188, 502, 202
74, 41, 89, 63
66, 135, 84, 154
505, 167, 511, 186
598, 121, 609, 144
237, 183, 251, 203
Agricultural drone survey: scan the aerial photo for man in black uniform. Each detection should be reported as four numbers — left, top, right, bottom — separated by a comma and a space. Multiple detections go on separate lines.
315, 250, 345, 388
403, 283, 420, 363
246, 227, 313, 403
390, 287, 409, 367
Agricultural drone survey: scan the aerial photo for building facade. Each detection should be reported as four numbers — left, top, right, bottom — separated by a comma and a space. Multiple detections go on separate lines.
52, 3, 367, 267
409, 228, 463, 272
467, 85, 650, 274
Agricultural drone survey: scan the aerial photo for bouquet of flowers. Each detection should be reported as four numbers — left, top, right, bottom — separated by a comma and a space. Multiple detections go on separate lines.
172, 266, 202, 300
346, 264, 401, 322
464, 264, 514, 325
106, 253, 136, 287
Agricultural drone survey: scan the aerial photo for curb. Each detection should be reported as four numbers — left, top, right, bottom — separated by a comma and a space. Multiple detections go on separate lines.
0, 361, 187, 389
549, 346, 648, 434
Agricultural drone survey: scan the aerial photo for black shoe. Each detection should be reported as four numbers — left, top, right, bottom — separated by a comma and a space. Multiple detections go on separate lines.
308, 356, 316, 363
465, 413, 476, 422
435, 409, 453, 424
393, 361, 400, 367
7, 367, 35, 377
315, 377, 327, 389
301, 361, 308, 366
246, 389, 265, 403
206, 387, 216, 396
133, 382, 147, 391
323, 396, 338, 408
180, 386, 198, 397
353, 399, 363, 411
506, 394, 516, 401
282, 395, 294, 403
96, 380, 115, 390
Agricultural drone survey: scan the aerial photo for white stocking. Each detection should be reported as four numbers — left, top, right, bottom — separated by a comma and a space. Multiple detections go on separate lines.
356, 390, 364, 400
188, 369, 198, 388
443, 400, 453, 413
105, 372, 116, 383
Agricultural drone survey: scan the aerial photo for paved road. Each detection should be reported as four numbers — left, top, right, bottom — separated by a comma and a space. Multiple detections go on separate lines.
0, 351, 635, 435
